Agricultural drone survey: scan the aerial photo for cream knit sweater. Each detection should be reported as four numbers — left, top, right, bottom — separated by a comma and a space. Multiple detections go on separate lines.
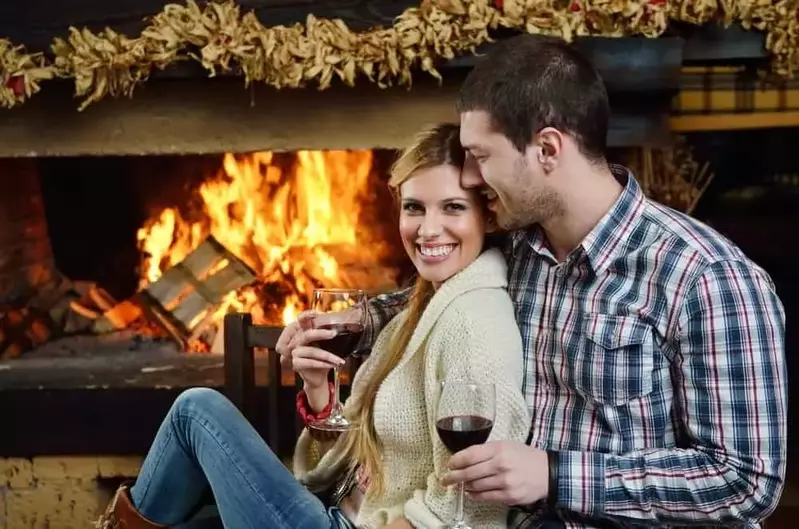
293, 249, 531, 529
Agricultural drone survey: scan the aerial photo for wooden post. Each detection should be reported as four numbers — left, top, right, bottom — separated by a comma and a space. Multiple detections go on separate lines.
223, 313, 255, 422
267, 345, 280, 452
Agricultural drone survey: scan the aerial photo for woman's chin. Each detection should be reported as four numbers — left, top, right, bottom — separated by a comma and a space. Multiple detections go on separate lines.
414, 263, 459, 286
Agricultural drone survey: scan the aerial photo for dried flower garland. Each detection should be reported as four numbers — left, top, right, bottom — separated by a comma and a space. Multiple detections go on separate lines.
1, 0, 797, 111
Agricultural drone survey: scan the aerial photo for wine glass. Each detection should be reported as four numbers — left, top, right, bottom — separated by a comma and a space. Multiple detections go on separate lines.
307, 288, 367, 432
436, 380, 496, 529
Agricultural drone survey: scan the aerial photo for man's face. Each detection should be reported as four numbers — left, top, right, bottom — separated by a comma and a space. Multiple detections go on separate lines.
460, 110, 559, 230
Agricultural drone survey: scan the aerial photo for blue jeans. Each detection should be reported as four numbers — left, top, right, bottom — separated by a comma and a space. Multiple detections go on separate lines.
130, 387, 351, 528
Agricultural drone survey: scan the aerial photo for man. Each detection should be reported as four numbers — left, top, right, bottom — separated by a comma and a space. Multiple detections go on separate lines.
278, 34, 787, 528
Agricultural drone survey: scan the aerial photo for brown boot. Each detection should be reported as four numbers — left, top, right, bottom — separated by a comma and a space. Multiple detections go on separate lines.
95, 483, 167, 529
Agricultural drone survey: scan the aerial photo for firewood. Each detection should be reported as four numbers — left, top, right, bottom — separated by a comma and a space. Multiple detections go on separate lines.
88, 286, 116, 312
92, 300, 142, 334
63, 309, 96, 334
69, 300, 100, 320
137, 236, 256, 347
0, 306, 52, 359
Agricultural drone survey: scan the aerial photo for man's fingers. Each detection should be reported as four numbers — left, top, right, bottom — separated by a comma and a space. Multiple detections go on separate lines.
293, 346, 345, 366
463, 473, 506, 494
441, 457, 497, 487
447, 443, 496, 471
465, 490, 510, 504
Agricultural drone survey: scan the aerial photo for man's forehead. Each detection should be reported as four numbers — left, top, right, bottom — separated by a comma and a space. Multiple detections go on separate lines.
460, 111, 495, 149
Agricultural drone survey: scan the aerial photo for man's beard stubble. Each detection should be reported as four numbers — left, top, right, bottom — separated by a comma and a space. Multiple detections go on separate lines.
494, 157, 563, 231
495, 189, 561, 231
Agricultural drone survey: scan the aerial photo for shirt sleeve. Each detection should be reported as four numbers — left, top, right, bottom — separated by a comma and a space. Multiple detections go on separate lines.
554, 259, 787, 525
358, 288, 412, 355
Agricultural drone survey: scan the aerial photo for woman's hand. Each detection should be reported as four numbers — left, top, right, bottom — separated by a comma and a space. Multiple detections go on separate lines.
292, 343, 345, 390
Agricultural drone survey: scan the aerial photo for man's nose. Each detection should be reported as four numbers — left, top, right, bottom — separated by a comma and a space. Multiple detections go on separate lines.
460, 156, 485, 189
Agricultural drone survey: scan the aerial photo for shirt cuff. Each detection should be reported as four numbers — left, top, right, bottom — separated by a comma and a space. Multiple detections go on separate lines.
554, 450, 606, 517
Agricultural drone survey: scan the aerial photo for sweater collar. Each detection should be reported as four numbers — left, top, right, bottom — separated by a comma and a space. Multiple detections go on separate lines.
403, 248, 508, 357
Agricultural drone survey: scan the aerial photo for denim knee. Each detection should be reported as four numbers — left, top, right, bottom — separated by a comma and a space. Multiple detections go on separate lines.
173, 387, 233, 418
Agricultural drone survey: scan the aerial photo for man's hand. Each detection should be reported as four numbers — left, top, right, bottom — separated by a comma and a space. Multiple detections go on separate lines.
441, 441, 549, 506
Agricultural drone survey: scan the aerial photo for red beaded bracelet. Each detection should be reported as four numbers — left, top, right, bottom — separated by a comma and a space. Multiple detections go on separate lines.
296, 381, 335, 426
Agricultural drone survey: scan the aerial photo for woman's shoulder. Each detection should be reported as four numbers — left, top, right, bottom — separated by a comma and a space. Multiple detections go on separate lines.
440, 286, 517, 331
427, 286, 523, 380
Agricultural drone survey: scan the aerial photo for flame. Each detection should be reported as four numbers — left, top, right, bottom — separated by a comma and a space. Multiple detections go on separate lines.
136, 150, 397, 345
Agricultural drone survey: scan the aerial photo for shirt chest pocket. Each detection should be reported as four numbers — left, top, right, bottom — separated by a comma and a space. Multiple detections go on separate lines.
569, 314, 656, 406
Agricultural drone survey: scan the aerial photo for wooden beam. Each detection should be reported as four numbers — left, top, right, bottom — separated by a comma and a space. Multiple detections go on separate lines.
0, 76, 672, 156
0, 77, 463, 156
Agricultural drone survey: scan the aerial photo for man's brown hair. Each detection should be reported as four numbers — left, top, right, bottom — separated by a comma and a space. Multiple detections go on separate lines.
456, 34, 609, 162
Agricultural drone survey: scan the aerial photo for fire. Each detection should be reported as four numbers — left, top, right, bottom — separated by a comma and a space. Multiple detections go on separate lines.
136, 150, 397, 345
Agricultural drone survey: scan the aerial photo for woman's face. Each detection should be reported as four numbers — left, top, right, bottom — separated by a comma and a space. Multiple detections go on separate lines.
398, 164, 487, 288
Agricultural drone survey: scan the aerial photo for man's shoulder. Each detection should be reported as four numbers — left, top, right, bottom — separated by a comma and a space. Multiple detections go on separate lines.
637, 198, 755, 270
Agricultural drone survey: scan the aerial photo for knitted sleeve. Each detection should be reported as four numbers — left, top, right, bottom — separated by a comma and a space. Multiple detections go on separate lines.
403, 289, 532, 529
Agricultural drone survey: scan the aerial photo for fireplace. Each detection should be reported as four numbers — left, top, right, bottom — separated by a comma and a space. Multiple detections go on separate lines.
0, 146, 413, 528
0, 146, 415, 380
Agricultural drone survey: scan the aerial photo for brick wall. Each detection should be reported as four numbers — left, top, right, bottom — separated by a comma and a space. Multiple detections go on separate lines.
0, 159, 55, 303
0, 456, 143, 528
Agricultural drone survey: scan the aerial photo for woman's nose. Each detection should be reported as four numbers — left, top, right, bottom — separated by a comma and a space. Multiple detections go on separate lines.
418, 213, 442, 238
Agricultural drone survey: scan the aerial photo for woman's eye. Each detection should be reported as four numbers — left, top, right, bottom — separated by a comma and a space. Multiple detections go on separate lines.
402, 203, 423, 213
444, 203, 466, 212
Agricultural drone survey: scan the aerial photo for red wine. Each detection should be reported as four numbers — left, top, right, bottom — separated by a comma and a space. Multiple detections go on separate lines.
311, 322, 364, 359
436, 415, 494, 453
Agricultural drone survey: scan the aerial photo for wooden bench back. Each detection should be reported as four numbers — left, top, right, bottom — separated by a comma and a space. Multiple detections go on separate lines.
222, 312, 365, 454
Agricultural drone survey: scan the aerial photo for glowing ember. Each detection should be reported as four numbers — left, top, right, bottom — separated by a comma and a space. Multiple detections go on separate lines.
136, 150, 398, 345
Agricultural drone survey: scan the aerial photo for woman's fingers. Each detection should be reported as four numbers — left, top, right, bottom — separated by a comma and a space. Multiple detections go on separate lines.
292, 357, 340, 371
292, 346, 345, 367
288, 328, 337, 350
275, 320, 300, 358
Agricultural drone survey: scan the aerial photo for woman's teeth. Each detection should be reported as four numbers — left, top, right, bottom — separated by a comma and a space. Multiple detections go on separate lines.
419, 244, 455, 257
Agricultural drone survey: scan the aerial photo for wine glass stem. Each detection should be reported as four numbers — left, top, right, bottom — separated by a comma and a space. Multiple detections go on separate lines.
455, 481, 465, 523
331, 366, 343, 418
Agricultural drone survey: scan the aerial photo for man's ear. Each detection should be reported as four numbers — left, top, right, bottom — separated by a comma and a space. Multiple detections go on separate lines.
535, 127, 564, 173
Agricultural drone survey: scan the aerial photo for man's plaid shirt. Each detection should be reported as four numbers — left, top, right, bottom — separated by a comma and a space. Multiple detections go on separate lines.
362, 166, 787, 528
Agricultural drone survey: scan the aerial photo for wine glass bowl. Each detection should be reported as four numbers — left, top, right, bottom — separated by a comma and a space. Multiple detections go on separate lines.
436, 380, 496, 529
307, 288, 367, 432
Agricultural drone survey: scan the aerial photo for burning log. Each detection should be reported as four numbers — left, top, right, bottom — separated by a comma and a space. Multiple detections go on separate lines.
0, 305, 52, 359
0, 273, 95, 358
88, 236, 257, 349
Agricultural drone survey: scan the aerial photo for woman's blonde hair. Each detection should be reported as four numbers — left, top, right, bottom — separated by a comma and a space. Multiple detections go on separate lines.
338, 123, 465, 498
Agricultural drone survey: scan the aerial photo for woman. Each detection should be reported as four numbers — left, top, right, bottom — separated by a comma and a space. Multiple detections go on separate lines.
95, 123, 530, 529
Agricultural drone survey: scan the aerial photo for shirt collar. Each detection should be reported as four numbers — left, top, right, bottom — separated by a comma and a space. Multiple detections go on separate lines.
512, 165, 646, 273
580, 164, 646, 273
